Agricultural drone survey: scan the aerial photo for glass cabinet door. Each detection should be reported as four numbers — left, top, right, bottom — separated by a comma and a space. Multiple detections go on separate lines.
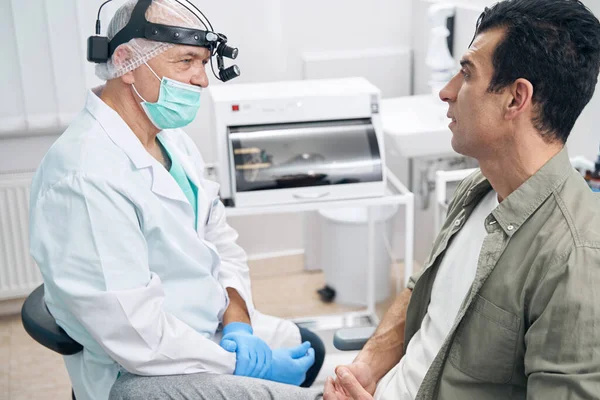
229, 119, 382, 193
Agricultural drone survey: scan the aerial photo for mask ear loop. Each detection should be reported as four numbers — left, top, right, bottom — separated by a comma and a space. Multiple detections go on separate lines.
131, 62, 163, 103
131, 83, 148, 102
144, 62, 163, 82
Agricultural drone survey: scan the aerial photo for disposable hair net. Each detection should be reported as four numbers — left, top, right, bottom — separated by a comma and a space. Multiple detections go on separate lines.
95, 0, 206, 81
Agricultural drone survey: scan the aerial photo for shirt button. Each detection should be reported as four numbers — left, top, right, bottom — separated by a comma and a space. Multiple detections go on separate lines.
454, 220, 462, 226
507, 225, 515, 231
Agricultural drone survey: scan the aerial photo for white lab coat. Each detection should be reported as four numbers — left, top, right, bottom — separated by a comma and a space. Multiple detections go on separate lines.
29, 88, 300, 400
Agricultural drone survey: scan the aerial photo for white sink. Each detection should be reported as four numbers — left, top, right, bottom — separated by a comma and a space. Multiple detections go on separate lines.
381, 95, 455, 158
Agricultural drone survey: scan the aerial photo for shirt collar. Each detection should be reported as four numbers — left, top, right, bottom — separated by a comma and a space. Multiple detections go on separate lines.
464, 147, 572, 237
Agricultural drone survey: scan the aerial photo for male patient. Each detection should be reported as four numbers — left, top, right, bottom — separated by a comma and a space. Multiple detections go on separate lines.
29, 1, 324, 399
325, 0, 600, 399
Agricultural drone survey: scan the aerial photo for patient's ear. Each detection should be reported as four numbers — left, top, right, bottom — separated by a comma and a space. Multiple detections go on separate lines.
505, 78, 533, 121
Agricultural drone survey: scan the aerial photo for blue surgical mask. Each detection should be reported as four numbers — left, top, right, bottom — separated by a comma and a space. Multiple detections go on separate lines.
132, 63, 202, 130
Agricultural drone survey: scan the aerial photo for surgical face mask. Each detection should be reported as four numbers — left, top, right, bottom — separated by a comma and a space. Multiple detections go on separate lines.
132, 63, 202, 130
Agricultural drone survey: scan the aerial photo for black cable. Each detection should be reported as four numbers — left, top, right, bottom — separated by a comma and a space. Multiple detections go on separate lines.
96, 0, 113, 34
210, 53, 223, 81
172, 0, 220, 80
174, 0, 212, 31
95, 0, 223, 79
176, 0, 213, 31
97, 0, 113, 20
97, 0, 213, 35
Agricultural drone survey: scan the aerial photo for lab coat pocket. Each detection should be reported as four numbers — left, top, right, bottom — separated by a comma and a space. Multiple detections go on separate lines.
205, 197, 220, 226
449, 294, 520, 383
199, 179, 221, 227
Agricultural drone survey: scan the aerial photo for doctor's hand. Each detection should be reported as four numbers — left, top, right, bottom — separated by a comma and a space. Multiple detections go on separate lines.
220, 322, 273, 379
266, 341, 315, 386
323, 363, 376, 400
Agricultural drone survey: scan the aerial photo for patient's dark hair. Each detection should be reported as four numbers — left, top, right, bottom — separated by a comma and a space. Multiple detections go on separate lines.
474, 0, 600, 143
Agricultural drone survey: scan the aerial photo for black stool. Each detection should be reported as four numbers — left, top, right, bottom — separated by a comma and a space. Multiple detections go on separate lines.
21, 284, 82, 399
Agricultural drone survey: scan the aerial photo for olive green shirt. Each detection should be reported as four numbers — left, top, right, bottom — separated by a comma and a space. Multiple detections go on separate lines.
406, 147, 600, 399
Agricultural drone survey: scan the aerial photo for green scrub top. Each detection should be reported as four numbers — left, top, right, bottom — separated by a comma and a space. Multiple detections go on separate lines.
158, 137, 198, 229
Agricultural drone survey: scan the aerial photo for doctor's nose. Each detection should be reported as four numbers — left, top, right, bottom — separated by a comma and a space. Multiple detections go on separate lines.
191, 70, 209, 89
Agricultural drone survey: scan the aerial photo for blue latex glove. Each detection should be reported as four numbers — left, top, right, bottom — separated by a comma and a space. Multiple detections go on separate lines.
267, 341, 316, 386
220, 322, 273, 379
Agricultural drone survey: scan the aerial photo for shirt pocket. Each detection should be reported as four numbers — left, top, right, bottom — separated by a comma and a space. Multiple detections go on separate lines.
449, 294, 520, 383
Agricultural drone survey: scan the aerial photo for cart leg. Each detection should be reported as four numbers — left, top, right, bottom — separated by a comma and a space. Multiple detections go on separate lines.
367, 206, 376, 318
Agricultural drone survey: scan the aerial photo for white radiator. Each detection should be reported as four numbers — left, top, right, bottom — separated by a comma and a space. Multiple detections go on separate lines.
0, 172, 41, 300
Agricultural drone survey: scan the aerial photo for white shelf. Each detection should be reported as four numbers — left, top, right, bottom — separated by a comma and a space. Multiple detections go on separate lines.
225, 168, 415, 329
225, 167, 413, 218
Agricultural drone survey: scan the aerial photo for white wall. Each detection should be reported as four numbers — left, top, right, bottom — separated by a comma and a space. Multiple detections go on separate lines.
412, 0, 600, 161
0, 0, 413, 257
570, 0, 600, 162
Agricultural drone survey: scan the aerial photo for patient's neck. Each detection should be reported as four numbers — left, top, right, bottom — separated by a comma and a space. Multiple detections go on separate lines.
477, 132, 562, 202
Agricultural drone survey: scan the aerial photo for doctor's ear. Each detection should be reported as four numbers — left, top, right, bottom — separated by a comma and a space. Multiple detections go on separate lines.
505, 78, 534, 121
112, 46, 135, 85
120, 70, 135, 85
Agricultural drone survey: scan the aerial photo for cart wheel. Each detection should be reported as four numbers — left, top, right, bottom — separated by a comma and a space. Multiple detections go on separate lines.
317, 285, 336, 303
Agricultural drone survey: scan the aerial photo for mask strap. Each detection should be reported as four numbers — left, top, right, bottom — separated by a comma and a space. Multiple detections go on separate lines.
131, 63, 161, 103
144, 62, 163, 82
131, 83, 148, 103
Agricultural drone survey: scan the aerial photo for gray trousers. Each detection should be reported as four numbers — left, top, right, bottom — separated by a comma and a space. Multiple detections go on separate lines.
109, 372, 324, 400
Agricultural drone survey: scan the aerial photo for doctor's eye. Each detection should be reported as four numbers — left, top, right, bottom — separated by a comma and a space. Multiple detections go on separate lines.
181, 58, 192, 64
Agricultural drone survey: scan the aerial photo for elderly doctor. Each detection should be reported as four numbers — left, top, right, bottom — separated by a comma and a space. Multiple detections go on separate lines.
28, 1, 324, 399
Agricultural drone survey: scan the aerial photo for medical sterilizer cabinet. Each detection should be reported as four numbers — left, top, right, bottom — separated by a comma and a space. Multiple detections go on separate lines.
209, 78, 386, 207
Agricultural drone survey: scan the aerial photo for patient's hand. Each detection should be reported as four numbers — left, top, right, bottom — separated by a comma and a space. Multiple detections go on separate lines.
323, 362, 376, 400
266, 341, 315, 386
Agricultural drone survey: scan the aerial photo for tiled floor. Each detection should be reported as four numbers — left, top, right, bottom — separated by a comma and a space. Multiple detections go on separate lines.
1, 312, 72, 399
0, 254, 408, 399
1, 331, 11, 399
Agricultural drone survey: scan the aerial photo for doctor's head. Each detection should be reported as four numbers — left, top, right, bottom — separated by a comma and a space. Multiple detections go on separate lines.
97, 0, 210, 105
440, 0, 600, 161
